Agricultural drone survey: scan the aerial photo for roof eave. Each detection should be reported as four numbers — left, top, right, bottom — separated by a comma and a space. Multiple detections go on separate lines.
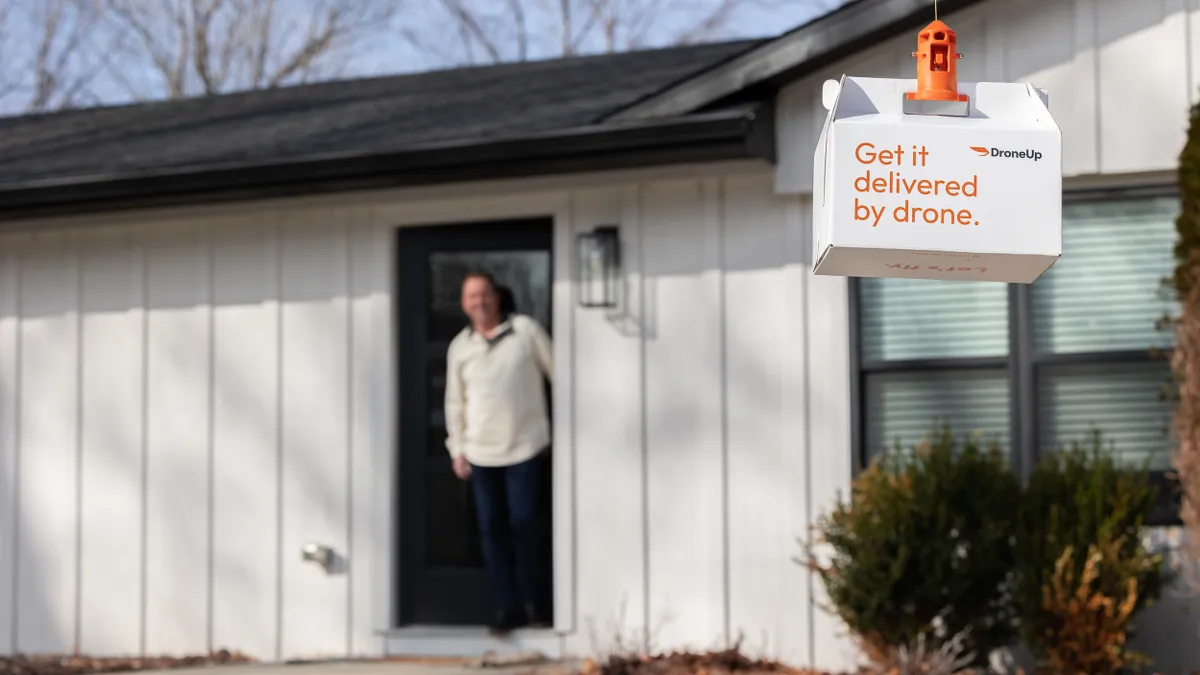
0, 105, 775, 223
605, 0, 990, 122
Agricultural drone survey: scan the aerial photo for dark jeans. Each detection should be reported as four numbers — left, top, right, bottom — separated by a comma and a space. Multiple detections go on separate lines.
469, 451, 550, 618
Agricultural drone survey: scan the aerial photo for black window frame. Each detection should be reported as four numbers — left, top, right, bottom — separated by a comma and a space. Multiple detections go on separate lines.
848, 183, 1182, 526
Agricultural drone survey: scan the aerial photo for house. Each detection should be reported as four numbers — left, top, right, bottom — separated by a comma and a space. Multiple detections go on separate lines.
0, 0, 1195, 671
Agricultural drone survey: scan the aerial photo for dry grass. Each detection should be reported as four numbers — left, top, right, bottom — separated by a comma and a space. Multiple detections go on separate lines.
0, 650, 254, 675
856, 630, 975, 675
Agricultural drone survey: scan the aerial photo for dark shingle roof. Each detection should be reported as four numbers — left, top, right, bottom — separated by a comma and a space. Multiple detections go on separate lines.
0, 39, 763, 189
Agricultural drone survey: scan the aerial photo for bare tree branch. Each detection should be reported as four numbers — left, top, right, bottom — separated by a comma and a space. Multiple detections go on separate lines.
426, 0, 837, 65
671, 0, 740, 45
0, 0, 839, 113
437, 0, 503, 64
0, 0, 109, 114
507, 0, 529, 62
0, 0, 16, 102
102, 0, 399, 100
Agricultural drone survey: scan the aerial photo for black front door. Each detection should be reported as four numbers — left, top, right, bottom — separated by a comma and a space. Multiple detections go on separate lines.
395, 218, 554, 626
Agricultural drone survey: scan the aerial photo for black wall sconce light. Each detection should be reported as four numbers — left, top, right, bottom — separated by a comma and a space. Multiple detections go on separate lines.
576, 225, 620, 308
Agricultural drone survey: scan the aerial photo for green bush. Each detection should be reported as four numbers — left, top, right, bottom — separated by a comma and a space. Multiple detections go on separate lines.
809, 424, 1021, 665
1015, 429, 1166, 666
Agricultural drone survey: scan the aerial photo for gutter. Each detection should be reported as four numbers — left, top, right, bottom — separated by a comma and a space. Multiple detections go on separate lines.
0, 105, 774, 221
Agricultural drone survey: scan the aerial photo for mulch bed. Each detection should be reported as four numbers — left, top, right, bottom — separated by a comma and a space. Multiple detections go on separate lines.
0, 649, 255, 675
581, 644, 837, 675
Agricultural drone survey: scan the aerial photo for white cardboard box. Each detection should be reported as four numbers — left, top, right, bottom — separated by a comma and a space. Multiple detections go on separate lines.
812, 76, 1063, 283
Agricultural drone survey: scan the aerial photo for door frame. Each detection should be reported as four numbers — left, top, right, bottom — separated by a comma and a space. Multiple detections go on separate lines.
383, 198, 576, 637
395, 217, 554, 626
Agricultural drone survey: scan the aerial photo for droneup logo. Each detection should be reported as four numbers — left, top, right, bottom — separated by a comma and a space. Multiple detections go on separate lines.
970, 145, 1043, 161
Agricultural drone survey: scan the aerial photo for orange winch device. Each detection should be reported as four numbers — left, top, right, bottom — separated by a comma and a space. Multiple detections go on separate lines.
902, 19, 970, 116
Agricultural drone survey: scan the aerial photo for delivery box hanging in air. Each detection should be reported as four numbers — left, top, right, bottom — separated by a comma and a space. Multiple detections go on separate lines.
811, 12, 1063, 284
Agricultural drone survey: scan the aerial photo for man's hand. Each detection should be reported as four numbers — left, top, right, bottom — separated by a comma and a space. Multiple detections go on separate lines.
453, 455, 472, 480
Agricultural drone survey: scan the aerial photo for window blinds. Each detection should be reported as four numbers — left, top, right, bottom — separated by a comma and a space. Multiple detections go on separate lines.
1031, 197, 1178, 355
1029, 197, 1177, 469
864, 370, 1010, 457
859, 195, 1178, 470
859, 277, 1009, 362
1037, 363, 1173, 471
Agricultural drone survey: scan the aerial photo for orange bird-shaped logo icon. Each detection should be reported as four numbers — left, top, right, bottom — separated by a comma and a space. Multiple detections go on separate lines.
970, 146, 989, 156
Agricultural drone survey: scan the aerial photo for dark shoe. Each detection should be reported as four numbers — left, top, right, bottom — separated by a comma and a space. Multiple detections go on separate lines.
487, 609, 527, 636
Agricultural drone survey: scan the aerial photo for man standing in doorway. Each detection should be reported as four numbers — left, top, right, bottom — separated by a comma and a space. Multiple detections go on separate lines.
444, 271, 554, 636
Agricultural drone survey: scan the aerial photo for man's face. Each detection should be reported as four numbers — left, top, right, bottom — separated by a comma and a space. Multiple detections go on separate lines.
461, 276, 500, 326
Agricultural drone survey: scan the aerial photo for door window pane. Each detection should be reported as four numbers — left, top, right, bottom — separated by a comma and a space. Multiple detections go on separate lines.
1037, 362, 1173, 471
860, 277, 1009, 362
1032, 197, 1178, 354
429, 250, 552, 332
864, 370, 1010, 457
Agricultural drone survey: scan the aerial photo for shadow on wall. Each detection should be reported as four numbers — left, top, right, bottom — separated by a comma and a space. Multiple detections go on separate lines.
0, 218, 390, 660
1, 417, 58, 655
567, 177, 817, 664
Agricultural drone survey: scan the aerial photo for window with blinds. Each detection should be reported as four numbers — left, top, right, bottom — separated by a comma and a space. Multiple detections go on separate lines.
864, 370, 1010, 458
856, 193, 1179, 485
859, 277, 1009, 362
1037, 363, 1173, 471
1031, 197, 1178, 355
1029, 196, 1178, 470
859, 275, 1010, 456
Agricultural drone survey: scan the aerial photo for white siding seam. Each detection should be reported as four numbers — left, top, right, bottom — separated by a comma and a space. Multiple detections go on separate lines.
73, 235, 84, 655
344, 217, 355, 657
139, 229, 151, 656
274, 221, 285, 662
1090, 0, 1103, 174
636, 186, 651, 650
715, 179, 732, 649
796, 199, 817, 669
205, 223, 217, 655
9, 241, 22, 651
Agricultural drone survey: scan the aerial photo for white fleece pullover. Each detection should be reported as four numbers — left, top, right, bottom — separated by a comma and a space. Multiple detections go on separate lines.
443, 313, 554, 467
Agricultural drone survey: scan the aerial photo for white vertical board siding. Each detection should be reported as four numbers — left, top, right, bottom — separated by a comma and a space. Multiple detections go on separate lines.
279, 211, 351, 658
774, 0, 1195, 194
721, 174, 809, 664
641, 180, 726, 652
210, 218, 282, 660
799, 194, 855, 674
566, 172, 822, 662
0, 166, 840, 667
78, 227, 145, 656
570, 187, 649, 649
1095, 0, 1189, 173
144, 222, 212, 655
17, 231, 81, 654
0, 214, 387, 660
551, 198, 578, 636
348, 212, 386, 657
